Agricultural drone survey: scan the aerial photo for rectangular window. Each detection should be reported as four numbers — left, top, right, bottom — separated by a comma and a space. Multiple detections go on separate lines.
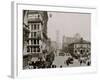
34, 40, 36, 44
31, 32, 34, 38
34, 24, 36, 30
34, 47, 36, 52
37, 40, 39, 44
31, 47, 32, 52
37, 47, 40, 52
37, 24, 39, 30
27, 40, 29, 44
32, 47, 34, 52
27, 47, 30, 52
31, 40, 34, 44
34, 32, 36, 37
31, 24, 34, 30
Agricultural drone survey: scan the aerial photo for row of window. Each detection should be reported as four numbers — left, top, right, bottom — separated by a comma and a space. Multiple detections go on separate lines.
28, 14, 40, 20
32, 14, 40, 18
31, 32, 41, 38
31, 32, 37, 37
27, 47, 40, 52
74, 44, 90, 48
31, 24, 40, 30
27, 40, 40, 45
74, 49, 90, 53
23, 31, 41, 40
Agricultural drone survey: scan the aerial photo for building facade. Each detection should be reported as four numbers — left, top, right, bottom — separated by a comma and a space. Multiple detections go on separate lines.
27, 10, 43, 57
68, 38, 91, 59
23, 10, 48, 68
62, 35, 81, 53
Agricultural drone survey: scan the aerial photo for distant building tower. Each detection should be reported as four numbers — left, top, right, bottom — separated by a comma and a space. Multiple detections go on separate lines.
74, 33, 81, 40
56, 30, 60, 49
62, 34, 81, 54
56, 30, 60, 56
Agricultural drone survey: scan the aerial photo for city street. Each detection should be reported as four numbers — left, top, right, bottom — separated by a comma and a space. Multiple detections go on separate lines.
23, 10, 91, 69
53, 54, 88, 68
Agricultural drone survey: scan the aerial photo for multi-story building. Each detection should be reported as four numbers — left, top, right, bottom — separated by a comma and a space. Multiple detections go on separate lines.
62, 35, 81, 53
68, 38, 91, 59
23, 10, 48, 68
27, 10, 43, 57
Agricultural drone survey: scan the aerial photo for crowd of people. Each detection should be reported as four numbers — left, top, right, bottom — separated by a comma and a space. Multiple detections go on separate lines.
24, 51, 55, 69
24, 51, 91, 69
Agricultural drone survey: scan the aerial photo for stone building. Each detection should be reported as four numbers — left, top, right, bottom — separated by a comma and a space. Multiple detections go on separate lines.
68, 38, 91, 59
62, 35, 81, 53
23, 10, 48, 68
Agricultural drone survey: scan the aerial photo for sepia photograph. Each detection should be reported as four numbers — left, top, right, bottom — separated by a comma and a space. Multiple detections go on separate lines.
23, 10, 91, 69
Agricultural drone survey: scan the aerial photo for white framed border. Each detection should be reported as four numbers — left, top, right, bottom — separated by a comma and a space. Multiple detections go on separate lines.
11, 1, 97, 78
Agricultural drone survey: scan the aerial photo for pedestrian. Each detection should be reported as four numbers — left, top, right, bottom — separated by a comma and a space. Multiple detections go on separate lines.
87, 61, 90, 66
52, 65, 54, 68
66, 60, 69, 66
54, 65, 56, 68
80, 60, 82, 65
60, 65, 62, 68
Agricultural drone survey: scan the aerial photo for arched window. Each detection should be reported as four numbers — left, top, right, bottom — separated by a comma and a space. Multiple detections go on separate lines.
80, 50, 83, 54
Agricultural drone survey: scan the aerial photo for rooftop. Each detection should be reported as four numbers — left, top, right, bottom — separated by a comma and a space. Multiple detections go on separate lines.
70, 38, 90, 44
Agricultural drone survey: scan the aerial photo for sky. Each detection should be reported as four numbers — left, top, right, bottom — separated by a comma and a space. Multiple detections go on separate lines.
47, 11, 91, 44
